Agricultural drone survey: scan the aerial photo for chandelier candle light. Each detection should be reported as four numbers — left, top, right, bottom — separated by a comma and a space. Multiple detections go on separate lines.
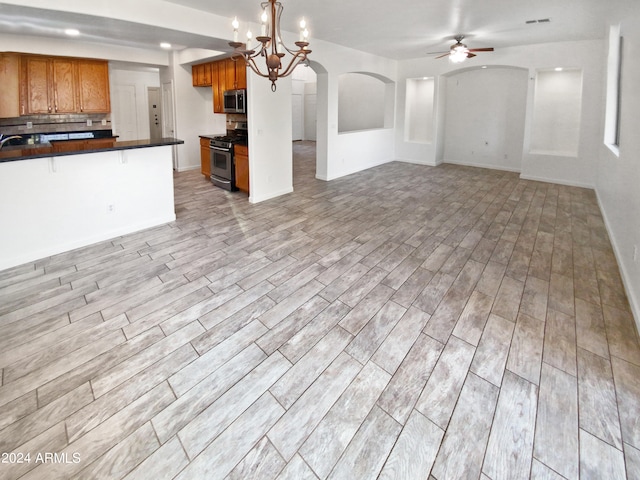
229, 0, 311, 91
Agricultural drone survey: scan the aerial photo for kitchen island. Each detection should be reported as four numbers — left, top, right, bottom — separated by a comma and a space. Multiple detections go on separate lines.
0, 137, 183, 270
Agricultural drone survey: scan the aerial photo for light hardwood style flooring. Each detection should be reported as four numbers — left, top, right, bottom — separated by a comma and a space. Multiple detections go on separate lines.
1, 141, 640, 479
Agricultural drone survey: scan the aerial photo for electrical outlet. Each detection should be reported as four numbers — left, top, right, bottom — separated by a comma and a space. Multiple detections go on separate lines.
107, 204, 115, 213
26, 121, 33, 129
87, 119, 92, 127
101, 119, 107, 126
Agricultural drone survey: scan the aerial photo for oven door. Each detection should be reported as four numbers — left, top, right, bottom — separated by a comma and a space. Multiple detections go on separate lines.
210, 146, 236, 191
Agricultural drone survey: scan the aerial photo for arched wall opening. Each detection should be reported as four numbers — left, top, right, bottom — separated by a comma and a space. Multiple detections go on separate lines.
338, 72, 395, 133
291, 60, 329, 181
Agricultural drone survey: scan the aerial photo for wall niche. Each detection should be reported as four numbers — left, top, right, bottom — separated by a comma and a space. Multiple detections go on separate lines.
530, 68, 583, 157
405, 77, 434, 144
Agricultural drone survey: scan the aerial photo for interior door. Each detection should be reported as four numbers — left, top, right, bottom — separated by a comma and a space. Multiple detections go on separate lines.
112, 84, 138, 141
147, 87, 162, 139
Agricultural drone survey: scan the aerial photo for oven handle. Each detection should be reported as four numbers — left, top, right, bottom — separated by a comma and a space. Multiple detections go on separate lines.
210, 175, 232, 184
210, 146, 232, 153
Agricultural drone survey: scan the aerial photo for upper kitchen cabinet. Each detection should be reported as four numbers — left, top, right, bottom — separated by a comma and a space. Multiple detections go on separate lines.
192, 58, 246, 113
212, 61, 226, 114
22, 55, 52, 114
20, 54, 110, 115
52, 58, 79, 113
192, 63, 212, 87
225, 58, 247, 90
76, 60, 110, 113
0, 53, 21, 118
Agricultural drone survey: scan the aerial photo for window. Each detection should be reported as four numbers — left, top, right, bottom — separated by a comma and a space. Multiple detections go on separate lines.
604, 24, 623, 154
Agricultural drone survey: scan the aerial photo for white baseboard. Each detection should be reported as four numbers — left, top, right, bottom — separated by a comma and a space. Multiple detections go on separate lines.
444, 158, 521, 173
176, 165, 200, 173
519, 174, 594, 190
250, 187, 294, 204
0, 214, 176, 271
396, 158, 439, 167
595, 191, 640, 334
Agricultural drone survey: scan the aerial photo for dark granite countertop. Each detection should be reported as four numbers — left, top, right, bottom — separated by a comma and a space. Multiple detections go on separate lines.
0, 137, 184, 163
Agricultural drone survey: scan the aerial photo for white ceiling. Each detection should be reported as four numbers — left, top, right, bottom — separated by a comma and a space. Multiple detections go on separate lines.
0, 0, 636, 60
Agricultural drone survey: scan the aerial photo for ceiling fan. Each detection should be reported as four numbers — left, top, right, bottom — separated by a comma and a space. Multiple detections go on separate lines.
430, 35, 494, 63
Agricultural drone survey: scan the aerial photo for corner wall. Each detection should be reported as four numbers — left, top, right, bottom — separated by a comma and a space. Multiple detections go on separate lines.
596, 12, 640, 330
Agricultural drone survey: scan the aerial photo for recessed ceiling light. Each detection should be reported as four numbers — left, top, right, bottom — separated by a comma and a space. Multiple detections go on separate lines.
555, 67, 563, 71
481, 66, 488, 69
65, 28, 80, 36
160, 42, 172, 49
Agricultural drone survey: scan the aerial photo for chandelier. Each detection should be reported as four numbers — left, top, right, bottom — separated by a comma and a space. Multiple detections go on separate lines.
229, 0, 311, 92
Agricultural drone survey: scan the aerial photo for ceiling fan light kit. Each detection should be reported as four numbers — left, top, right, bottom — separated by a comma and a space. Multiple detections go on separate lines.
229, 0, 311, 92
432, 35, 494, 63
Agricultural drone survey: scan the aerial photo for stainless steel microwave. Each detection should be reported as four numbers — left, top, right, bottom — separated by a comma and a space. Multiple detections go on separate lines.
223, 89, 246, 114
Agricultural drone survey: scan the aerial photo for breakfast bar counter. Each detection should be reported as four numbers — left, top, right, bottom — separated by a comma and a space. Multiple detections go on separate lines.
0, 138, 183, 270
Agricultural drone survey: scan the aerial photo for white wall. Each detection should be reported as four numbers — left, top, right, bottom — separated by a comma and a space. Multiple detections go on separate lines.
396, 40, 604, 189
442, 67, 528, 172
166, 57, 226, 172
338, 73, 386, 132
247, 73, 294, 203
0, 147, 175, 270
596, 13, 640, 329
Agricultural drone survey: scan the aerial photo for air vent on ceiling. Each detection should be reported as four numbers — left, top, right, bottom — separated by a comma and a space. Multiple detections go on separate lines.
526, 18, 551, 24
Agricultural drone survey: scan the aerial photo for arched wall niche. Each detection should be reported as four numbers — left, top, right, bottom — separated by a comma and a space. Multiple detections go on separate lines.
338, 72, 395, 133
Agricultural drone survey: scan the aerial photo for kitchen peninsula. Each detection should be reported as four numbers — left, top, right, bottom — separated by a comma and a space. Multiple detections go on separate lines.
0, 136, 183, 270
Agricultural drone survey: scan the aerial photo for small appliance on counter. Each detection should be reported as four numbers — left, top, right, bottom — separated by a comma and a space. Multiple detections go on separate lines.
209, 121, 248, 191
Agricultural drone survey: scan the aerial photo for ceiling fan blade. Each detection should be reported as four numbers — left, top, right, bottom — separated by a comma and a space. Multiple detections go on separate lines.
466, 52, 477, 58
435, 52, 450, 59
427, 50, 449, 55
468, 47, 494, 52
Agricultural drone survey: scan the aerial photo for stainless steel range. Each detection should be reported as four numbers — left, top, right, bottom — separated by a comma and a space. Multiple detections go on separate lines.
209, 122, 247, 191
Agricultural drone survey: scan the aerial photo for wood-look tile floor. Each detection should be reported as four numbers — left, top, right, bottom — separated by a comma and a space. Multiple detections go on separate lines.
1, 141, 640, 479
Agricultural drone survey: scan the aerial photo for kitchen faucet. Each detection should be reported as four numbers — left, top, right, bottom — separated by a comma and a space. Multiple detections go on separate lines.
0, 134, 22, 149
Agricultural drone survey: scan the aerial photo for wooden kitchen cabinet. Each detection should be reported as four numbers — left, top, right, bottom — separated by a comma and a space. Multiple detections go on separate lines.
192, 63, 212, 87
51, 58, 78, 113
76, 60, 110, 113
51, 137, 115, 153
0, 53, 21, 118
212, 62, 226, 114
193, 57, 247, 113
200, 137, 211, 177
22, 55, 51, 114
224, 58, 247, 90
234, 144, 249, 194
20, 54, 110, 115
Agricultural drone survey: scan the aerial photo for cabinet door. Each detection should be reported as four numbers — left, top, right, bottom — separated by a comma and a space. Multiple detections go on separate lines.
77, 60, 110, 113
200, 137, 211, 177
192, 64, 201, 86
212, 62, 226, 113
225, 58, 237, 90
234, 145, 249, 193
23, 56, 52, 114
0, 53, 20, 118
235, 59, 247, 90
51, 58, 77, 113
